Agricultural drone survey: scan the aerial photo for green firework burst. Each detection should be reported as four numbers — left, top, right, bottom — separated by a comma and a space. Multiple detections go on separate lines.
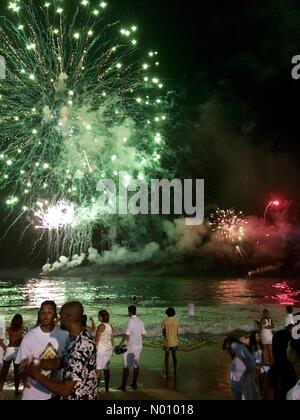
0, 0, 170, 219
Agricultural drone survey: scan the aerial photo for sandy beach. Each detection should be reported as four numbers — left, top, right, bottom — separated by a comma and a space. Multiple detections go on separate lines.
2, 275, 294, 401
1, 339, 231, 401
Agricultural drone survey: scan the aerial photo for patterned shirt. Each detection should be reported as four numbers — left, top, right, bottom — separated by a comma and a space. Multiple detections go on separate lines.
63, 330, 98, 400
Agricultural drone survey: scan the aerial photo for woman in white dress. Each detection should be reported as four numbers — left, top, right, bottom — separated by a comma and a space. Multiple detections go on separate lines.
95, 310, 114, 393
260, 309, 274, 366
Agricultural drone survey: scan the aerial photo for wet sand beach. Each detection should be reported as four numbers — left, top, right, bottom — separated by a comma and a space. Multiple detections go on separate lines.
2, 340, 231, 401
2, 274, 297, 401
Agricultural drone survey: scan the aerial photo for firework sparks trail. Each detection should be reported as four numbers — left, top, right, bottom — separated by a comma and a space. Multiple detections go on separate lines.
33, 200, 95, 261
210, 209, 248, 243
0, 0, 172, 262
236, 245, 246, 261
34, 201, 76, 230
210, 209, 248, 260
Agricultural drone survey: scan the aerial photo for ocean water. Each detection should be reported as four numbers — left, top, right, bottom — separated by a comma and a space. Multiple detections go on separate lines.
0, 275, 300, 337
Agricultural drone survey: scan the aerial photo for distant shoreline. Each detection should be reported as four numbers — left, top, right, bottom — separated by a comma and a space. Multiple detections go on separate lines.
0, 268, 41, 279
0, 262, 298, 280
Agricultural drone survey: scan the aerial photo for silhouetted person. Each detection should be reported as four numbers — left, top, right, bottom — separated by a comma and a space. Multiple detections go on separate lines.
263, 330, 297, 400
285, 306, 294, 328
104, 298, 112, 307
287, 335, 300, 399
82, 315, 96, 337
249, 331, 264, 393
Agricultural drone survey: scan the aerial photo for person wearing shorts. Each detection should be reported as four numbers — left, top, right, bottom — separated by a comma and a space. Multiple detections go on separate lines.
95, 310, 114, 393
162, 308, 180, 378
117, 306, 146, 391
0, 314, 27, 397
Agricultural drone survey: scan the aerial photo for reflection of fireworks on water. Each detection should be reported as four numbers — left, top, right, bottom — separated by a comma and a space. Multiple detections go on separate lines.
210, 209, 248, 243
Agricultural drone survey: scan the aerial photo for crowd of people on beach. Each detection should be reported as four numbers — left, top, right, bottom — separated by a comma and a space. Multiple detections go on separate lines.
0, 299, 180, 400
223, 306, 300, 400
2, 298, 300, 401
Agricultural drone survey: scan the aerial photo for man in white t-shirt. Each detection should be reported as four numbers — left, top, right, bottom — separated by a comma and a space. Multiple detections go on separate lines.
15, 301, 68, 400
117, 306, 146, 391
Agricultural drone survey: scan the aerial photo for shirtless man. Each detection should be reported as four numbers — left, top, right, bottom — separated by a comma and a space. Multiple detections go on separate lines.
0, 314, 27, 397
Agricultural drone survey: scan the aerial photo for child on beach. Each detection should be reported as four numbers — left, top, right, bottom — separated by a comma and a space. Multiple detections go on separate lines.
162, 308, 180, 378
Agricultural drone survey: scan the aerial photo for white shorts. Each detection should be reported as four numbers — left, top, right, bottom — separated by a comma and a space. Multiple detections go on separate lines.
261, 332, 273, 346
4, 347, 19, 363
123, 348, 142, 369
97, 350, 113, 370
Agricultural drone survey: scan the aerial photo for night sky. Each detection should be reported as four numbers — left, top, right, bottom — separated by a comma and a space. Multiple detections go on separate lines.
108, 0, 300, 211
1, 0, 300, 266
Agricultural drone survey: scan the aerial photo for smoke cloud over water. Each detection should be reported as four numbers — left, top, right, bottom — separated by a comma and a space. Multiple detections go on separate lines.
41, 210, 300, 275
